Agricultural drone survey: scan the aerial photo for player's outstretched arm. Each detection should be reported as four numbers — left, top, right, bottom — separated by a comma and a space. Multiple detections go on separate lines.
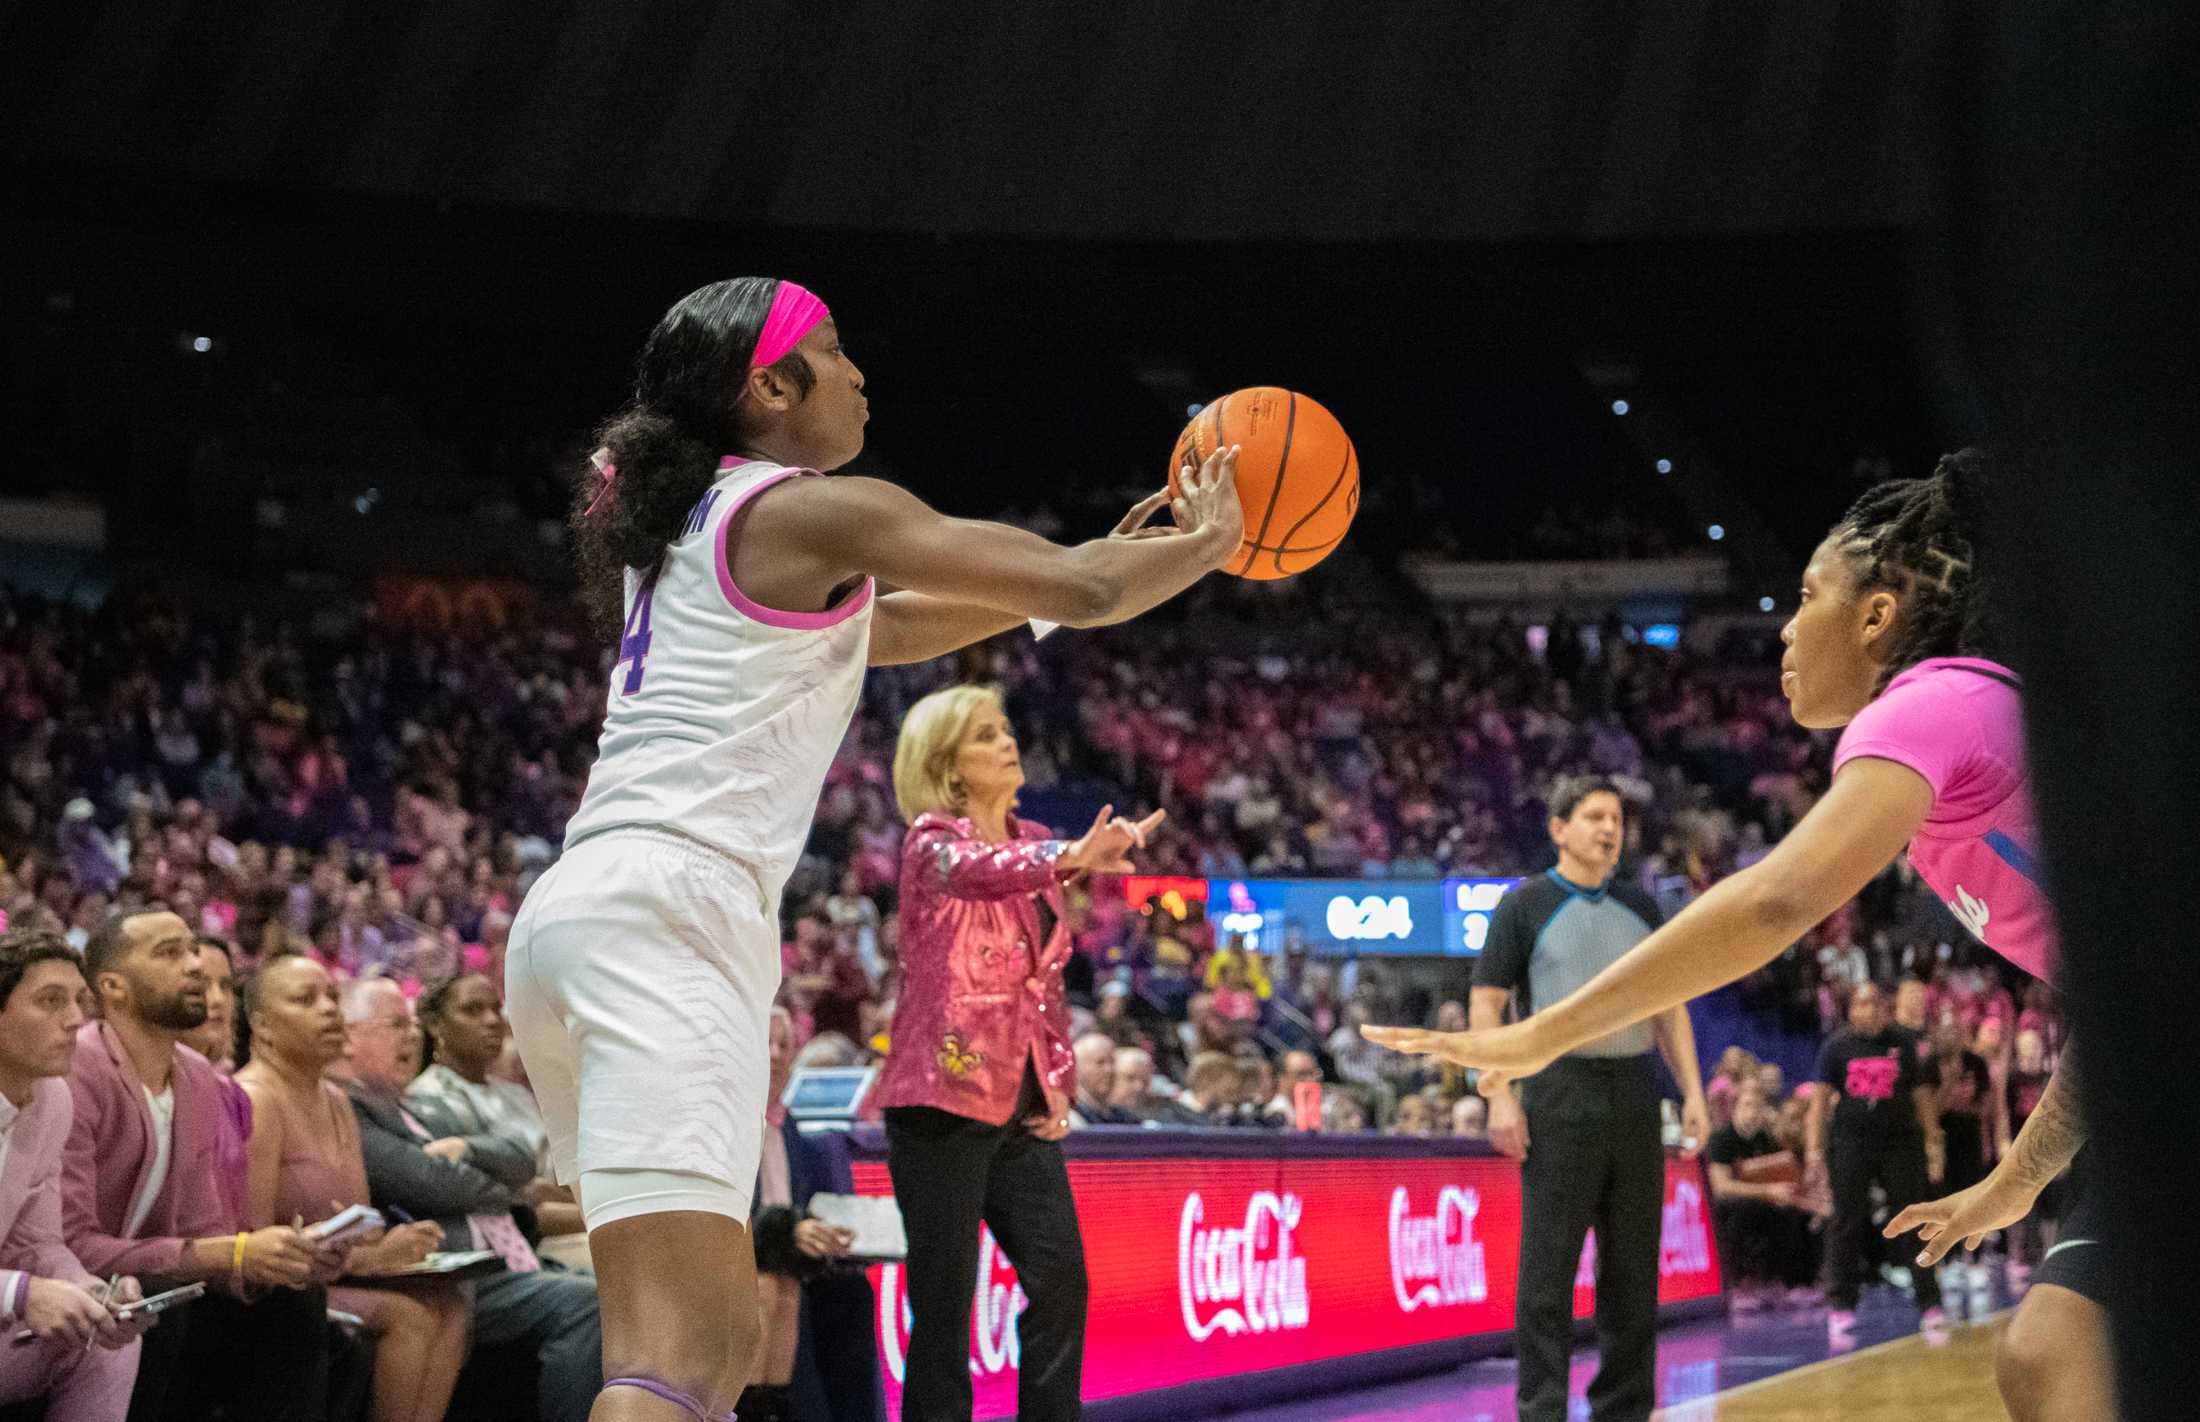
769, 447, 1243, 638
1363, 756, 1933, 1080
865, 487, 1215, 665
866, 593, 1031, 667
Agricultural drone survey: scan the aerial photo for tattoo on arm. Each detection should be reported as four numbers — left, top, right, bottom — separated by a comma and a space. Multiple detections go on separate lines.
2003, 1055, 2085, 1189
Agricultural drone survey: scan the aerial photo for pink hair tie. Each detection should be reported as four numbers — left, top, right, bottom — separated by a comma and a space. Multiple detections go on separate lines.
584, 448, 618, 516
749, 280, 830, 371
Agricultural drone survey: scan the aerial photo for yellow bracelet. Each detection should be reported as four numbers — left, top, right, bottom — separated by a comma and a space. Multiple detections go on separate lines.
231, 1232, 247, 1281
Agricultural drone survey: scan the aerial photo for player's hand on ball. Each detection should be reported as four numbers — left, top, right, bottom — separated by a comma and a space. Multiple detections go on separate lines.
1359, 1021, 1557, 1081
1884, 1169, 2041, 1268
1173, 444, 1243, 566
1110, 488, 1184, 540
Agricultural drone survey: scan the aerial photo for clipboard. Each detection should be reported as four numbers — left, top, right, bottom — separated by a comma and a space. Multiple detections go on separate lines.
806, 1194, 908, 1263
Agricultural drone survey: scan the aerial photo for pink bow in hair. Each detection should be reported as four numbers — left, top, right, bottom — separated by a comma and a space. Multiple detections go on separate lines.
584, 448, 618, 516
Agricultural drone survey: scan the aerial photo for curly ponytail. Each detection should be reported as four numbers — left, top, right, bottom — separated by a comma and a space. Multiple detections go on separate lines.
1831, 446, 2004, 691
571, 276, 817, 633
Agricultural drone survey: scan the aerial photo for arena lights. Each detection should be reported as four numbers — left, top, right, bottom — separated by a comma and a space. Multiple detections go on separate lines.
190, 336, 212, 353
1706, 524, 1726, 541
1655, 458, 1672, 473
1610, 399, 1630, 416
1759, 596, 1776, 612
1186, 403, 1203, 416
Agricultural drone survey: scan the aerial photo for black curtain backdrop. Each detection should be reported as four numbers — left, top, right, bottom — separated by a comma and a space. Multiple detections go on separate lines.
1916, 4, 2200, 1419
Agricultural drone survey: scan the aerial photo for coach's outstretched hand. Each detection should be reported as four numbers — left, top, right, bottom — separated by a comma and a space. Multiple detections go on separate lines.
1360, 1021, 1559, 1085
1060, 804, 1166, 876
1884, 1169, 2041, 1268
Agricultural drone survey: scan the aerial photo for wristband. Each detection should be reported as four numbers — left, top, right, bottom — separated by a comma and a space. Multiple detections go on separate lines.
232, 1232, 248, 1287
3, 1271, 24, 1319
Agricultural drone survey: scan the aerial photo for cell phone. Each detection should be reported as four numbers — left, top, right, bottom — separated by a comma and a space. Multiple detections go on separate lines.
8, 1281, 206, 1342
111, 1282, 205, 1320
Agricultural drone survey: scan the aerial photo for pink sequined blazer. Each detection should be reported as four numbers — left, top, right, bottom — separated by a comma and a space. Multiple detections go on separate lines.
874, 812, 1076, 1126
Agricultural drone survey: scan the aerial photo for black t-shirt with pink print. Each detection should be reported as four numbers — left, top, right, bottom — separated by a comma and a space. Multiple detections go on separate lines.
1817, 1025, 1940, 1143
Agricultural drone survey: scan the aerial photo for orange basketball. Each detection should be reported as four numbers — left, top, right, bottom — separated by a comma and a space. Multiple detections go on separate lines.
1169, 387, 1358, 580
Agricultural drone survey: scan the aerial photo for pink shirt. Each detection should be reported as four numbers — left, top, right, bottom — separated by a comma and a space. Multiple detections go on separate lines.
1833, 657, 2056, 979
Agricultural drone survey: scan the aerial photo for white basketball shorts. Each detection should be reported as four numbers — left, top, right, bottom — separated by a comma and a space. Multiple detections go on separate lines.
506, 827, 780, 1230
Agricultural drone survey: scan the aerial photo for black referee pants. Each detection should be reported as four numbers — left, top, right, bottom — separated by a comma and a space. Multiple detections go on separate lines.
1515, 1055, 1666, 1422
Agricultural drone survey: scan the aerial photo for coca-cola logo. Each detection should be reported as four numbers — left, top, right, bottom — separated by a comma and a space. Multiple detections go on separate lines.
1660, 1179, 1712, 1277
876, 1224, 1026, 1385
1177, 1191, 1311, 1341
1388, 1185, 1488, 1312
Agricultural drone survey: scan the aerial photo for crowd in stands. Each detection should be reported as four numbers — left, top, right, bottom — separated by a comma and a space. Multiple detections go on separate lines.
0, 577, 2059, 1415
0, 903, 596, 1422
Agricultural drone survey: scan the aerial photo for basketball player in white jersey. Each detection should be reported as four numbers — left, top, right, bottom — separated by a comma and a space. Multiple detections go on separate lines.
505, 276, 1241, 1422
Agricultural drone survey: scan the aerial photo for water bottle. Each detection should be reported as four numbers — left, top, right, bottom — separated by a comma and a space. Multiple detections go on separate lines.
1967, 1258, 1994, 1318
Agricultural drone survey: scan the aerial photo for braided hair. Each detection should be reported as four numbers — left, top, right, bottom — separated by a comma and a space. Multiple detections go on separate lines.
1830, 447, 2001, 693
571, 277, 819, 635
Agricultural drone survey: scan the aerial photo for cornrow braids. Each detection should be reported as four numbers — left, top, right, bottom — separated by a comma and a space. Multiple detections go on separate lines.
1831, 447, 2000, 692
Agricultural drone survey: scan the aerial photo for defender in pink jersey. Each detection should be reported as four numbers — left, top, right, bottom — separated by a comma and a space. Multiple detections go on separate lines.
1365, 451, 2107, 1422
509, 277, 1244, 1422
1831, 656, 2054, 979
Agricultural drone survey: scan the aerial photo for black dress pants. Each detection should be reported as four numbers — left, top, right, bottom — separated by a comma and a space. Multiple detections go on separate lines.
1826, 1130, 1940, 1311
883, 1099, 1087, 1422
1515, 1055, 1666, 1422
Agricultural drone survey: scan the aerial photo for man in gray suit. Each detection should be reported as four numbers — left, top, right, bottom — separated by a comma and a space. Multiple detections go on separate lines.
333, 978, 602, 1422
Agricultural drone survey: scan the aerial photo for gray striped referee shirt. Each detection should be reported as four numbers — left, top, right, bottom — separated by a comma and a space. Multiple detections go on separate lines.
1472, 869, 1665, 1059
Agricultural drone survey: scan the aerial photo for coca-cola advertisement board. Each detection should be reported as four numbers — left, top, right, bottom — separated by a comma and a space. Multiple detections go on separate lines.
853, 1149, 1721, 1419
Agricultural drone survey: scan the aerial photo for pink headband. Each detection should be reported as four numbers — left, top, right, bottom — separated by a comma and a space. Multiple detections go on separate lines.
587, 282, 827, 519
750, 280, 830, 370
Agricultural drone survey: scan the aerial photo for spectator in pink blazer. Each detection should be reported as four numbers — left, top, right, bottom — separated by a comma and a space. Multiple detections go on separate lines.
0, 928, 151, 1421
62, 912, 335, 1422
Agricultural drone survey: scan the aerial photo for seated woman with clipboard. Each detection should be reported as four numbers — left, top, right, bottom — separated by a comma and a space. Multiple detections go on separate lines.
236, 958, 468, 1422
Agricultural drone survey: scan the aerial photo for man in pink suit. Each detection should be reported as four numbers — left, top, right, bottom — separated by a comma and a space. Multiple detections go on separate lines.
62, 911, 334, 1422
0, 928, 152, 1420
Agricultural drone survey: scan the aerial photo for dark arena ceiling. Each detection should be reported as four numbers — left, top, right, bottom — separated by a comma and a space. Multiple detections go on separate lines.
4, 0, 1926, 243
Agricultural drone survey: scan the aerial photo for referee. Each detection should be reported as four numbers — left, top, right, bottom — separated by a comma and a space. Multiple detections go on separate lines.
1471, 777, 1710, 1422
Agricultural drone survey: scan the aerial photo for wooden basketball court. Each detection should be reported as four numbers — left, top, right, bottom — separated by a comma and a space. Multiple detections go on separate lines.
1654, 1316, 2009, 1422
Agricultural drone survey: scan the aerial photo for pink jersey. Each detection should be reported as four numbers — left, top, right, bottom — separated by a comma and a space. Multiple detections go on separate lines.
1832, 657, 2056, 979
